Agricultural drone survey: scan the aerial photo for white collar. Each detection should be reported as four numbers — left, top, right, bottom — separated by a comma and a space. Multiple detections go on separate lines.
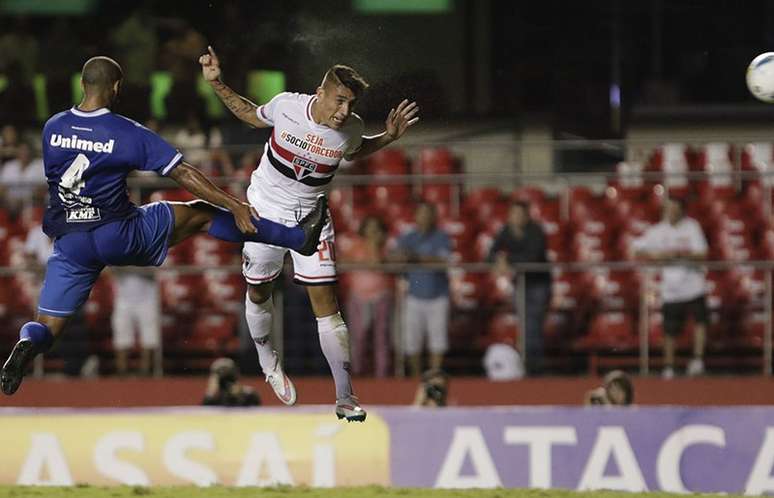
70, 107, 110, 117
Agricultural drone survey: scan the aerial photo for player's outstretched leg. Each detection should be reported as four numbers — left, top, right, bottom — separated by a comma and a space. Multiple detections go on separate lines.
245, 284, 297, 405
1, 321, 55, 395
173, 195, 328, 255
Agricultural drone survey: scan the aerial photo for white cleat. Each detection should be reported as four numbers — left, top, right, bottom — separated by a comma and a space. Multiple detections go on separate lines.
336, 395, 367, 422
265, 352, 297, 405
686, 358, 705, 377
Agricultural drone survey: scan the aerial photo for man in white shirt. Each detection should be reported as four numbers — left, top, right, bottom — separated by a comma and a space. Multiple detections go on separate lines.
200, 46, 418, 421
111, 269, 160, 376
0, 142, 45, 214
635, 199, 709, 379
483, 342, 525, 381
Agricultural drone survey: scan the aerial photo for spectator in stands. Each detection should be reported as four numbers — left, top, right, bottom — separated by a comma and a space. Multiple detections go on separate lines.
391, 202, 452, 377
413, 368, 449, 407
483, 337, 525, 381
0, 124, 20, 162
202, 357, 260, 406
22, 211, 52, 271
110, 268, 161, 377
0, 141, 45, 215
585, 370, 634, 406
488, 201, 551, 375
634, 198, 709, 379
0, 18, 40, 82
173, 111, 209, 165
341, 215, 394, 377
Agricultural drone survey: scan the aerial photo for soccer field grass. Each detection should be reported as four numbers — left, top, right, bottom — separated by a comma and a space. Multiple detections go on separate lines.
0, 487, 747, 498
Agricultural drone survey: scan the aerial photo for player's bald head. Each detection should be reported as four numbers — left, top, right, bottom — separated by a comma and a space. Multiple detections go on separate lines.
81, 56, 123, 91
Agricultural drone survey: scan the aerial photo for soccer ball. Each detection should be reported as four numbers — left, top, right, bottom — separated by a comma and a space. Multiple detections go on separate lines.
747, 52, 774, 103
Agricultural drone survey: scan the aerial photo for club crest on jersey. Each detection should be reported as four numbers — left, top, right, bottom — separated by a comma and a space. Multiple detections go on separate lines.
66, 207, 101, 222
292, 156, 317, 179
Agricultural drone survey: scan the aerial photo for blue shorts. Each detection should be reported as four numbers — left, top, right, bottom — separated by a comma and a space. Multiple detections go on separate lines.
38, 202, 175, 317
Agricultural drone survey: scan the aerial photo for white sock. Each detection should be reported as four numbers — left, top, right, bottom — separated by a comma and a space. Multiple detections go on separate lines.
245, 294, 276, 374
317, 312, 353, 401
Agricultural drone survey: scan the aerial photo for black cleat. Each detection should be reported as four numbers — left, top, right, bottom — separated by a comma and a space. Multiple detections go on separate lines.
1, 339, 36, 395
296, 195, 328, 256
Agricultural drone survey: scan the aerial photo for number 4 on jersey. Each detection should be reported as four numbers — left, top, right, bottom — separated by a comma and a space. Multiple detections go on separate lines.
58, 153, 93, 207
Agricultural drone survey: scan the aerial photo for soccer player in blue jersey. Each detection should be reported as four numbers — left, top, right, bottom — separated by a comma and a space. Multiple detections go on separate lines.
0, 56, 327, 395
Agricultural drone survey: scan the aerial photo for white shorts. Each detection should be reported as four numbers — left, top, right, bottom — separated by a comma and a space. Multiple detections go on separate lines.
111, 302, 161, 350
242, 207, 336, 286
403, 295, 450, 355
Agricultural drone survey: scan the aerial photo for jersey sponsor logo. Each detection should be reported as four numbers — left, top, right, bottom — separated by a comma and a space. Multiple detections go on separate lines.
292, 156, 317, 179
279, 130, 343, 159
50, 133, 115, 154
66, 206, 101, 222
281, 112, 301, 125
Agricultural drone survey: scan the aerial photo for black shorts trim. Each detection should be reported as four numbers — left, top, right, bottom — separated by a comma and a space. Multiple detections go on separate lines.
662, 295, 709, 337
293, 278, 338, 287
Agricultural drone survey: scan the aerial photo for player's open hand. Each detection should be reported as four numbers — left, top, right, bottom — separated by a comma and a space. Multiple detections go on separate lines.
232, 202, 258, 235
385, 99, 420, 141
199, 45, 221, 82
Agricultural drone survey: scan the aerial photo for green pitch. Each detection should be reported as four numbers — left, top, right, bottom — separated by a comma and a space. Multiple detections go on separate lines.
0, 486, 747, 498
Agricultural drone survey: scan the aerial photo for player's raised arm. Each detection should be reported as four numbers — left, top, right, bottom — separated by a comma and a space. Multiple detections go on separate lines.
345, 99, 420, 161
200, 46, 270, 129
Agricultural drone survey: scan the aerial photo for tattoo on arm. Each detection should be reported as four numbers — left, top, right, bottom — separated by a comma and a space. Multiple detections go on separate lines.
211, 80, 261, 127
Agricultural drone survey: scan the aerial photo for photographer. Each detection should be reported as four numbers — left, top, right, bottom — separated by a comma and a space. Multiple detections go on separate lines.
413, 368, 449, 407
584, 370, 634, 406
202, 357, 261, 406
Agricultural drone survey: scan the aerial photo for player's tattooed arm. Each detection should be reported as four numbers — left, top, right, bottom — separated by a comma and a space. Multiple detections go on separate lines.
199, 45, 269, 129
346, 99, 419, 160
210, 80, 268, 128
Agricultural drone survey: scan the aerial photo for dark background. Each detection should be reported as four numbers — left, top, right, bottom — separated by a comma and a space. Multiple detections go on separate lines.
2, 0, 774, 136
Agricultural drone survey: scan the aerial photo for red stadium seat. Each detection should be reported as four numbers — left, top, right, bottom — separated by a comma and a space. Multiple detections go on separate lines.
160, 272, 203, 314
511, 186, 546, 206
590, 270, 640, 311
610, 161, 648, 199
449, 270, 487, 310
83, 274, 115, 330
418, 147, 456, 175
742, 142, 774, 187
367, 148, 409, 175
574, 311, 637, 351
696, 142, 736, 200
483, 312, 520, 348
177, 313, 238, 353
438, 214, 478, 262
203, 270, 246, 313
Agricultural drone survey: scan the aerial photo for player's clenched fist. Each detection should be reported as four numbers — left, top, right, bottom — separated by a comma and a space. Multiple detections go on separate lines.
199, 45, 221, 82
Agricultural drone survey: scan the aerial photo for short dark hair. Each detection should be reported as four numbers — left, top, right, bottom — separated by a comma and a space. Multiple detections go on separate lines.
604, 370, 634, 405
81, 56, 123, 90
324, 65, 369, 97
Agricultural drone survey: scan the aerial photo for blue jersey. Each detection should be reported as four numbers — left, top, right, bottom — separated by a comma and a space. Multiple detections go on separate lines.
41, 107, 182, 238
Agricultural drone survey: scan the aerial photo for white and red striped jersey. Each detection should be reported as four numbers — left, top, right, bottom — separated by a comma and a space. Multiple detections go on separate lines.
247, 92, 364, 217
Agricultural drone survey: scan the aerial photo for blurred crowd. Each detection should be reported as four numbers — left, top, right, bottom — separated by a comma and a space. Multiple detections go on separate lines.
0, 123, 726, 383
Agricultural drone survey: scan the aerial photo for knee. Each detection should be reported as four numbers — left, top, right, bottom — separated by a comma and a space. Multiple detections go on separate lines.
247, 283, 273, 304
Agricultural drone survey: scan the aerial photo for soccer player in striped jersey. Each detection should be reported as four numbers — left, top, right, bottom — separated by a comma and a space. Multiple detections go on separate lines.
200, 46, 419, 422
